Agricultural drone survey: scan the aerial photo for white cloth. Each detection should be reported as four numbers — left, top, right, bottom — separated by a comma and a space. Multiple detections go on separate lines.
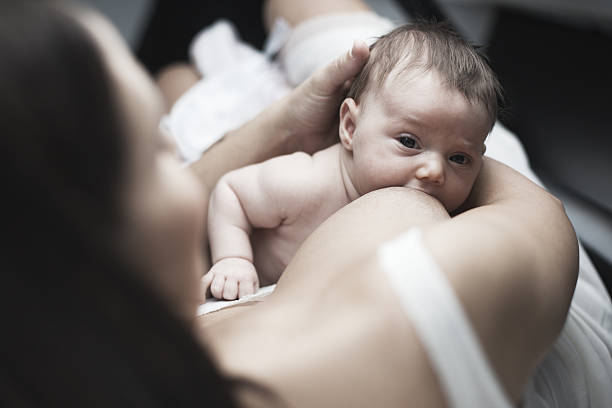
522, 244, 612, 408
379, 228, 514, 408
180, 13, 612, 407
162, 13, 395, 164
197, 284, 276, 315
278, 11, 398, 86
161, 20, 291, 164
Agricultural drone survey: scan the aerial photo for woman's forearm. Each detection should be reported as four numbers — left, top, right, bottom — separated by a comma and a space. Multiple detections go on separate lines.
423, 158, 578, 400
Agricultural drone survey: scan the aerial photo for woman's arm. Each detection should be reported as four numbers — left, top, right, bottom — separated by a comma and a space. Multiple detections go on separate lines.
422, 158, 579, 401
294, 161, 578, 403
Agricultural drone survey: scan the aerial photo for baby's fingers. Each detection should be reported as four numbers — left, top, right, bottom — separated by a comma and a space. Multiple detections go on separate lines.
238, 280, 258, 299
210, 274, 226, 299
201, 271, 214, 301
223, 278, 239, 300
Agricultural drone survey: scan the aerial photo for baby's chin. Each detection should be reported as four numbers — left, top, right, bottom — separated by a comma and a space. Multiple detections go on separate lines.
444, 194, 473, 215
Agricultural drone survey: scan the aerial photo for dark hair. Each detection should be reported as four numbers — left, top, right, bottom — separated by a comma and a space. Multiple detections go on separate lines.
0, 2, 238, 405
347, 21, 503, 131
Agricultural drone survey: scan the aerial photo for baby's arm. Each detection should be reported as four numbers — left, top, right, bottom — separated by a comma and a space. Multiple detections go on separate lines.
204, 152, 315, 300
206, 171, 258, 301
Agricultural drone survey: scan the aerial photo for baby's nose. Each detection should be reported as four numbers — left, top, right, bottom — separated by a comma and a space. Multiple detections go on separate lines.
415, 154, 445, 185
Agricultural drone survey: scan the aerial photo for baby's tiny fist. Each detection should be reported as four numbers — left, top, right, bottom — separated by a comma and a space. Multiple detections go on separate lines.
208, 258, 259, 300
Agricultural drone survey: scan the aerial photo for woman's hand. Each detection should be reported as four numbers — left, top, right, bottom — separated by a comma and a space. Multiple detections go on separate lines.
280, 40, 370, 154
191, 40, 369, 192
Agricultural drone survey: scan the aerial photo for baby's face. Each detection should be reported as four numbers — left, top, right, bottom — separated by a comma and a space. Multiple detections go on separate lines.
340, 69, 490, 212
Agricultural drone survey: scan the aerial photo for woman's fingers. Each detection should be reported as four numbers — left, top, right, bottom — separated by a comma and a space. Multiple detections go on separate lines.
309, 40, 369, 96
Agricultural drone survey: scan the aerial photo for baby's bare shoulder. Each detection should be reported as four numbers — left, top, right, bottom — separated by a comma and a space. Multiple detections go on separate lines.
260, 151, 326, 182
223, 152, 316, 187
266, 150, 340, 201
264, 151, 314, 170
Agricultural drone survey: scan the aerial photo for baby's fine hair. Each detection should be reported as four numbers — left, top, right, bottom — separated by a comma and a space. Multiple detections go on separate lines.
347, 21, 503, 131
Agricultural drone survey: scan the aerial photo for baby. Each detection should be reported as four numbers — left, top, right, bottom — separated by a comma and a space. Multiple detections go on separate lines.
205, 22, 502, 300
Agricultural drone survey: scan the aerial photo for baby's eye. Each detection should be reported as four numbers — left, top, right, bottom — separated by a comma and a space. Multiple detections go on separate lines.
398, 134, 418, 149
449, 154, 471, 165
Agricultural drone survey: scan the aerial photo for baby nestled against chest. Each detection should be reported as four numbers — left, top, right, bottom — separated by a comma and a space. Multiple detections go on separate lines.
207, 145, 351, 298
203, 21, 500, 300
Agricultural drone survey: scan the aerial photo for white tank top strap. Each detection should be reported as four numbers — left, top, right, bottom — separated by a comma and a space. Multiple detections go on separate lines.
378, 228, 514, 408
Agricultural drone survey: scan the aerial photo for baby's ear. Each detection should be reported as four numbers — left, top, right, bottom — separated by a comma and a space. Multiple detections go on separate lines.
339, 98, 359, 151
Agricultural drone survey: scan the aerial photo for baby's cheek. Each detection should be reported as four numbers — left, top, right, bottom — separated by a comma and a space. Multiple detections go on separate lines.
363, 163, 403, 192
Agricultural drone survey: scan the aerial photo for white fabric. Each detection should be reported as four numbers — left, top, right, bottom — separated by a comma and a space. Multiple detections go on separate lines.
522, 244, 612, 408
278, 11, 398, 86
197, 284, 276, 315
161, 20, 291, 165
177, 13, 612, 407
379, 228, 514, 408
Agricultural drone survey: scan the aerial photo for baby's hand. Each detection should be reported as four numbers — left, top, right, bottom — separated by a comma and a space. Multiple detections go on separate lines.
202, 257, 259, 300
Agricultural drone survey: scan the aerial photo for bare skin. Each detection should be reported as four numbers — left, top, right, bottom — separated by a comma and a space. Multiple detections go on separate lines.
207, 145, 349, 295
205, 69, 489, 299
199, 159, 578, 407
156, 62, 200, 112
146, 0, 578, 406
200, 188, 451, 407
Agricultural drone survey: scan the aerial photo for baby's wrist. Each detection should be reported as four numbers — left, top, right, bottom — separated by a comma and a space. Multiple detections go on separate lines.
215, 255, 253, 265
